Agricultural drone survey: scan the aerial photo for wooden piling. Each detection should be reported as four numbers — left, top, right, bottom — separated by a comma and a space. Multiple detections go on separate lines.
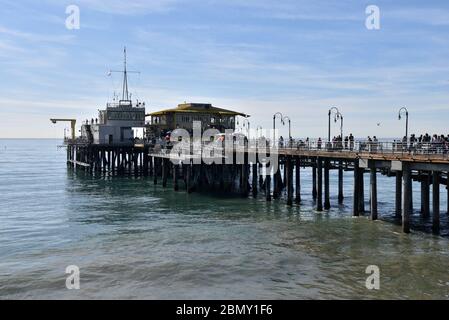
186, 162, 193, 193
295, 156, 301, 204
432, 171, 440, 234
173, 163, 179, 191
162, 158, 168, 188
101, 150, 105, 173
252, 163, 258, 197
317, 158, 323, 211
402, 164, 412, 233
395, 171, 402, 219
312, 161, 317, 200
283, 161, 287, 191
421, 172, 430, 218
324, 159, 330, 210
338, 161, 344, 204
370, 167, 378, 220
420, 172, 425, 213
273, 158, 280, 199
358, 168, 365, 213
241, 162, 249, 197
133, 151, 138, 176
153, 158, 158, 185
447, 172, 449, 216
353, 159, 360, 217
286, 156, 293, 206
265, 172, 272, 201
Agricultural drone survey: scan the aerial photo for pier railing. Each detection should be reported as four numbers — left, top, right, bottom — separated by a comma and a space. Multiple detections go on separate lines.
147, 139, 449, 160
278, 139, 449, 158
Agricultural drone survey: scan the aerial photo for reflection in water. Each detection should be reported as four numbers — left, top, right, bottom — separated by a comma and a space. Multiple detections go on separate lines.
1, 139, 449, 299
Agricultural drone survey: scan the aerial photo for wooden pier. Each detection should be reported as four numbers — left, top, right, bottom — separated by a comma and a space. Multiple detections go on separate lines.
66, 140, 449, 234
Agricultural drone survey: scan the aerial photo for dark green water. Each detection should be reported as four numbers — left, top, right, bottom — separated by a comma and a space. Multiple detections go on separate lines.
1, 139, 449, 299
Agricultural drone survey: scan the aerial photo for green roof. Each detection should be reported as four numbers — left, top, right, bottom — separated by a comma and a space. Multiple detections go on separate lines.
146, 103, 249, 117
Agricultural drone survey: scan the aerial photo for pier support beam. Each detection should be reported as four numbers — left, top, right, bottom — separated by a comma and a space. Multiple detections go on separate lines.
358, 168, 365, 213
153, 158, 158, 185
143, 152, 148, 176
324, 159, 330, 210
252, 163, 258, 197
162, 158, 168, 187
259, 166, 264, 190
317, 158, 323, 211
432, 171, 440, 234
186, 163, 193, 193
283, 161, 287, 191
312, 162, 317, 200
410, 179, 414, 214
295, 156, 301, 204
149, 156, 153, 177
265, 172, 272, 201
447, 172, 449, 216
353, 160, 360, 216
370, 167, 378, 220
241, 161, 249, 198
402, 164, 412, 233
108, 151, 111, 172
395, 171, 402, 219
273, 165, 280, 200
133, 151, 138, 175
173, 163, 179, 191
338, 161, 344, 204
421, 172, 430, 218
286, 156, 293, 206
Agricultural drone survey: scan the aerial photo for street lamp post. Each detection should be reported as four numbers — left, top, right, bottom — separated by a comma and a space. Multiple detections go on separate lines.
273, 112, 284, 147
328, 107, 342, 148
339, 115, 344, 140
283, 116, 292, 147
398, 107, 409, 142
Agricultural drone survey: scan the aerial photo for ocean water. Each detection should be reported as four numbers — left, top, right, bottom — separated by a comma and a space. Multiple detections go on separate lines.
1, 139, 449, 299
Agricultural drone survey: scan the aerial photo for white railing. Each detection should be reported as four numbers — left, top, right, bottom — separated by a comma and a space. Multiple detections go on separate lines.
278, 139, 449, 158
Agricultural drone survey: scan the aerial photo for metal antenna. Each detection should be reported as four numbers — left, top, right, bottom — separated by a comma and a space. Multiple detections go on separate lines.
123, 47, 128, 100
109, 47, 140, 103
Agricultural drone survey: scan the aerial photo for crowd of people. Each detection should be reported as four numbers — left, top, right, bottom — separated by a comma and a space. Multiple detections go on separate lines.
397, 133, 449, 153
292, 134, 357, 151
406, 133, 449, 145
279, 133, 449, 154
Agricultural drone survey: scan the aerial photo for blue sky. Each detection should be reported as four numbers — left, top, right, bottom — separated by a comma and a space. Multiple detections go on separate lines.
0, 0, 448, 138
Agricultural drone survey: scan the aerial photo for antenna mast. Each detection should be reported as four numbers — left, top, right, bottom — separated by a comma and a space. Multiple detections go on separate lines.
108, 47, 140, 104
122, 47, 129, 101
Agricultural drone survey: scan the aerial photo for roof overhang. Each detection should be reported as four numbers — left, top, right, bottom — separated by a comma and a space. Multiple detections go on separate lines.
145, 103, 249, 118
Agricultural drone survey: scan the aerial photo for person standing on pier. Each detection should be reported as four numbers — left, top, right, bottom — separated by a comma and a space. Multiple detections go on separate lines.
349, 134, 354, 151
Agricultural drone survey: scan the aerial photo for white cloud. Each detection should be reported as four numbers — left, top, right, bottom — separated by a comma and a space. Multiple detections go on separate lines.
386, 8, 449, 26
0, 25, 75, 44
70, 0, 179, 15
